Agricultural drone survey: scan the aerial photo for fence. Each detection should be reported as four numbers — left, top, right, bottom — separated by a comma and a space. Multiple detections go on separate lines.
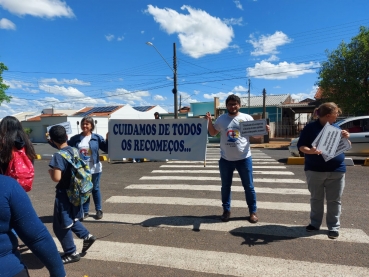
274, 122, 307, 138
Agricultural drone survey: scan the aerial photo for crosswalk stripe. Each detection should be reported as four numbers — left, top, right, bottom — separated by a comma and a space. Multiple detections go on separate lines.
48, 239, 369, 276
140, 176, 304, 183
160, 165, 287, 168
82, 213, 369, 244
106, 196, 310, 211
125, 184, 310, 195
206, 153, 270, 155
205, 158, 276, 161
167, 161, 281, 164
151, 170, 294, 175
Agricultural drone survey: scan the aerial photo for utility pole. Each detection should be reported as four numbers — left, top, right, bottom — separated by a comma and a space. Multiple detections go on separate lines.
179, 94, 181, 111
262, 88, 270, 143
173, 43, 178, 119
248, 79, 251, 114
262, 88, 266, 119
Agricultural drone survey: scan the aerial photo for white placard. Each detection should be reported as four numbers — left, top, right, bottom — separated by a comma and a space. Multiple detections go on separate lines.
316, 124, 341, 157
47, 121, 72, 134
240, 119, 267, 137
322, 138, 352, 162
108, 119, 208, 161
312, 122, 330, 147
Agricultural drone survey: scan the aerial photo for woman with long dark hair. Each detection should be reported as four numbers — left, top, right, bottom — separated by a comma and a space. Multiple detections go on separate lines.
0, 116, 36, 175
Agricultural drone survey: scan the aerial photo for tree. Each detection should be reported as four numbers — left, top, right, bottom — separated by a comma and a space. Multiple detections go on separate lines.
317, 26, 369, 115
0, 62, 12, 105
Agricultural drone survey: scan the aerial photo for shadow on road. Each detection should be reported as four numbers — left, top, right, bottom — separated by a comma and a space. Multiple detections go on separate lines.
230, 225, 326, 246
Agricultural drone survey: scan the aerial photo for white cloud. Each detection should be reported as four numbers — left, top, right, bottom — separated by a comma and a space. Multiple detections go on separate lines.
39, 84, 85, 98
293, 85, 319, 100
179, 92, 198, 104
193, 90, 200, 95
229, 44, 243, 54
4, 79, 38, 93
4, 79, 34, 89
247, 31, 292, 56
233, 85, 247, 92
0, 0, 74, 18
146, 5, 234, 58
247, 60, 320, 80
105, 88, 150, 105
141, 30, 145, 34
233, 0, 243, 10
274, 86, 281, 89
203, 92, 232, 100
40, 78, 90, 86
266, 54, 279, 62
223, 17, 243, 26
105, 34, 114, 41
0, 18, 15, 30
154, 95, 166, 101
117, 36, 124, 41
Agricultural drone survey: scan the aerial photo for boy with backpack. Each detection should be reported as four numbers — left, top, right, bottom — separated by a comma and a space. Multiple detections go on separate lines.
48, 125, 96, 264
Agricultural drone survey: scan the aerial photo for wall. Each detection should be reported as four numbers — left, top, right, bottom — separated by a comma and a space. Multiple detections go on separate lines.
190, 102, 214, 117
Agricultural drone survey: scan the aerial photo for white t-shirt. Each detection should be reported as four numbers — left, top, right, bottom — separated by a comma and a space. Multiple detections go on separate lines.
78, 135, 102, 174
213, 113, 254, 161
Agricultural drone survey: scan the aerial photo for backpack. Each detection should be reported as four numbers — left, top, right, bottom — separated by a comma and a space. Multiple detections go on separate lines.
5, 147, 35, 192
58, 147, 93, 207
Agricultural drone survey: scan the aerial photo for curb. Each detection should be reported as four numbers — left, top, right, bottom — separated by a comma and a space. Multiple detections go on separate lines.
364, 158, 369, 166
287, 157, 305, 165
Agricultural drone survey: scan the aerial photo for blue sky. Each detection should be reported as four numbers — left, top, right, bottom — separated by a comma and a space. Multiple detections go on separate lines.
1, 0, 368, 118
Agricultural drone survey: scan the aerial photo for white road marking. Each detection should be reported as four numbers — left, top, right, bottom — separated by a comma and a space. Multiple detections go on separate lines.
48, 239, 369, 276
205, 158, 276, 161
140, 176, 304, 183
106, 196, 310, 212
166, 161, 282, 164
125, 184, 309, 195
151, 170, 293, 175
160, 165, 287, 169
82, 213, 369, 244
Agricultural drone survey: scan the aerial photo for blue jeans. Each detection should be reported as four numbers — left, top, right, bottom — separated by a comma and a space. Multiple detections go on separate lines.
83, 172, 102, 213
53, 219, 89, 255
219, 157, 257, 214
305, 171, 345, 231
53, 190, 89, 255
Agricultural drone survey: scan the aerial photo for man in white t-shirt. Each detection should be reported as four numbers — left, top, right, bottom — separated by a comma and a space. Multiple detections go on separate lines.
205, 94, 269, 224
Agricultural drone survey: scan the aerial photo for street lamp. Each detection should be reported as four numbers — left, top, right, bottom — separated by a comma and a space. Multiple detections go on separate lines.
146, 41, 178, 119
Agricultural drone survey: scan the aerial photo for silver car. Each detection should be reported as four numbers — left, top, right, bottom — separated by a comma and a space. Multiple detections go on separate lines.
288, 115, 369, 157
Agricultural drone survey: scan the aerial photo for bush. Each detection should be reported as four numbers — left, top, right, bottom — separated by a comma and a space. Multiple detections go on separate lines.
24, 128, 32, 136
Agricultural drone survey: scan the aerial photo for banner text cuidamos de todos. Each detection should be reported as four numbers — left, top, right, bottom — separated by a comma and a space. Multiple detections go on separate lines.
108, 119, 208, 161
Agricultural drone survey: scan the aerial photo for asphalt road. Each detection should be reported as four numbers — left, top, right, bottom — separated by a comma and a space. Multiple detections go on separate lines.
20, 146, 369, 277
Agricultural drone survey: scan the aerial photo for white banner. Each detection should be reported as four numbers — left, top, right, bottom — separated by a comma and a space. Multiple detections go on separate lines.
108, 119, 208, 161
47, 121, 72, 134
316, 124, 341, 157
322, 137, 352, 162
239, 119, 267, 137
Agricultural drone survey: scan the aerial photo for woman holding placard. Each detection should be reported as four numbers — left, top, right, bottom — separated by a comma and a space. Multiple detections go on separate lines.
297, 102, 350, 240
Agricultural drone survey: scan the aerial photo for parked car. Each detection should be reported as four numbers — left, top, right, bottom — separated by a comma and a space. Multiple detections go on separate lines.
288, 115, 369, 157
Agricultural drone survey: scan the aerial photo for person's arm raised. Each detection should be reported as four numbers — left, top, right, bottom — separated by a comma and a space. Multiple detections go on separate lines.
205, 112, 219, 136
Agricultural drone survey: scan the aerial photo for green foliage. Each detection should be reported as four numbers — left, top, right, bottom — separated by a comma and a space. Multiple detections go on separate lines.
24, 128, 32, 135
317, 26, 369, 115
0, 62, 12, 105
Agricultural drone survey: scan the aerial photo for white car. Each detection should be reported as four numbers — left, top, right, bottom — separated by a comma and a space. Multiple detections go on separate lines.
289, 115, 369, 157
